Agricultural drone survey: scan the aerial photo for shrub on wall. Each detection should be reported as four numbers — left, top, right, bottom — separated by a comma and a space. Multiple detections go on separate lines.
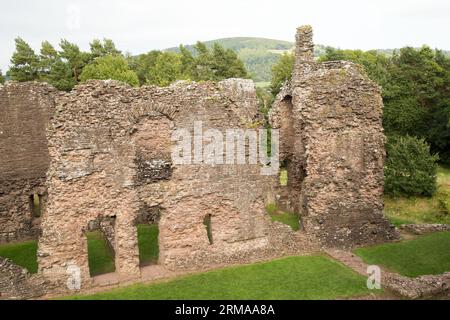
385, 136, 439, 197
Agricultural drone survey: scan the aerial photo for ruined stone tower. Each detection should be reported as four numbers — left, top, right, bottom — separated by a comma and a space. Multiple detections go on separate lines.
270, 26, 397, 247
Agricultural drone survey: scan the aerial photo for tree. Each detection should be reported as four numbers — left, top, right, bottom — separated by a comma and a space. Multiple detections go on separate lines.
179, 45, 195, 78
47, 60, 77, 91
59, 39, 91, 82
8, 37, 39, 81
385, 136, 439, 196
318, 46, 450, 164
269, 53, 294, 96
382, 47, 450, 163
145, 52, 184, 87
37, 40, 76, 91
80, 54, 139, 86
190, 41, 215, 81
90, 39, 121, 59
38, 41, 59, 81
186, 42, 248, 82
211, 43, 248, 80
318, 47, 389, 85
0, 70, 5, 84
128, 50, 162, 85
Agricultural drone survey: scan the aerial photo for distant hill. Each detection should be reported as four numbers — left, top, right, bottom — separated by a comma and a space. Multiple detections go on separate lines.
166, 37, 449, 84
166, 37, 327, 83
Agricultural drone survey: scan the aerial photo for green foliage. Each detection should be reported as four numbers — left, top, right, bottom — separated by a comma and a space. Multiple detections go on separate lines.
317, 46, 450, 165
59, 39, 91, 83
188, 42, 248, 81
384, 166, 450, 226
256, 86, 274, 118
265, 203, 300, 231
385, 136, 439, 197
0, 69, 5, 84
128, 50, 161, 85
90, 38, 121, 59
8, 37, 39, 81
318, 47, 389, 84
145, 52, 184, 86
129, 42, 248, 86
128, 50, 187, 86
137, 224, 159, 265
210, 43, 248, 80
37, 41, 76, 91
269, 53, 294, 96
437, 189, 450, 215
166, 37, 304, 83
80, 55, 139, 86
355, 231, 450, 277
0, 240, 38, 273
86, 231, 115, 276
66, 255, 373, 300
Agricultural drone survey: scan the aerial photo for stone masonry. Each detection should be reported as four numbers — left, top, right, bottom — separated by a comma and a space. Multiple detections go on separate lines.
36, 79, 313, 290
0, 26, 397, 297
270, 26, 398, 247
0, 82, 56, 243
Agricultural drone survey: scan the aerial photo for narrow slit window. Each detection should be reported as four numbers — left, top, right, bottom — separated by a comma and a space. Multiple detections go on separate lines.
203, 214, 213, 245
280, 161, 288, 186
29, 193, 42, 217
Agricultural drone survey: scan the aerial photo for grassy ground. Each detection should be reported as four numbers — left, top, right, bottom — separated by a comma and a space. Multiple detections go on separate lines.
137, 224, 159, 265
355, 231, 450, 277
66, 255, 374, 300
384, 165, 450, 226
266, 203, 300, 231
0, 227, 159, 276
0, 240, 38, 273
86, 231, 115, 276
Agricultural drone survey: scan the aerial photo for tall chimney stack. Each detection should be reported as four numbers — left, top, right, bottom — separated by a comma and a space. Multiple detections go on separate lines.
293, 25, 315, 82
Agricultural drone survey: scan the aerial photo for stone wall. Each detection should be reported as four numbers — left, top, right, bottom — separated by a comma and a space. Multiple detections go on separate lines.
0, 257, 44, 299
37, 79, 312, 291
0, 26, 399, 298
0, 82, 56, 243
270, 26, 398, 248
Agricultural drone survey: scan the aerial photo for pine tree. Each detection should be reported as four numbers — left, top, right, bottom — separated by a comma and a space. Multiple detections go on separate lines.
90, 39, 121, 59
0, 69, 5, 84
38, 41, 59, 81
179, 45, 195, 79
59, 39, 91, 82
8, 37, 39, 81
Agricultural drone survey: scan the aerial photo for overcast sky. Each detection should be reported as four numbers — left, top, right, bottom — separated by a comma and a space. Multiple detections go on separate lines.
1, 0, 449, 72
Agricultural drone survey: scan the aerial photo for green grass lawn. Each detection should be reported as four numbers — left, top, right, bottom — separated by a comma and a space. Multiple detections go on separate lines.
266, 203, 300, 231
0, 240, 38, 273
384, 165, 450, 226
137, 224, 159, 265
86, 231, 115, 276
66, 255, 373, 300
355, 231, 450, 277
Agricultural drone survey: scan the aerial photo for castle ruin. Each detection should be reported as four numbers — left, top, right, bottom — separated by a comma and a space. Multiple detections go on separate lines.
0, 26, 398, 298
